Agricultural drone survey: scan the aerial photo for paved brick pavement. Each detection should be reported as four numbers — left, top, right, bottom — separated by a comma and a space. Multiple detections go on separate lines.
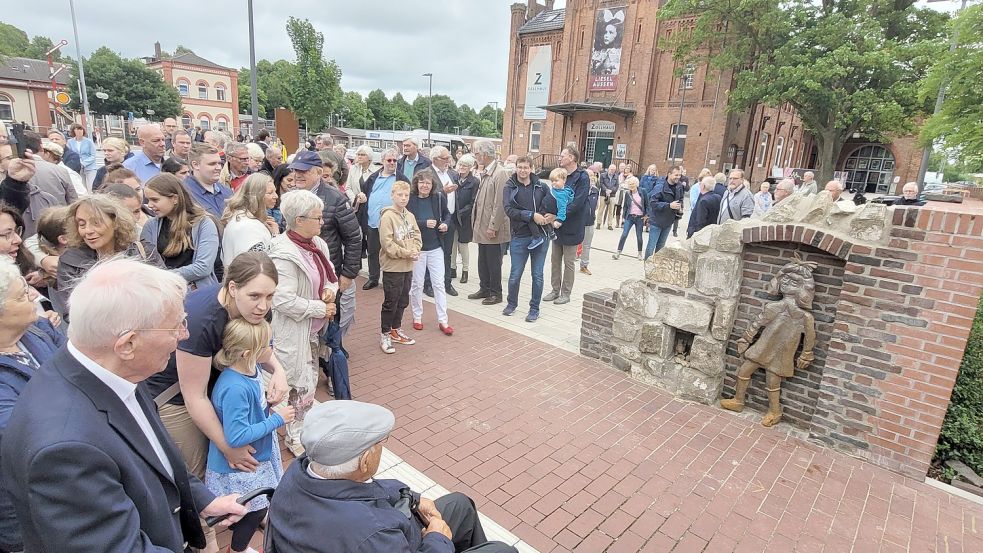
328, 289, 982, 553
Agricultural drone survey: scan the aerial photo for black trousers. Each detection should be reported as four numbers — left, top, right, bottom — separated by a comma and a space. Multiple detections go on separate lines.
381, 271, 412, 332
477, 243, 503, 297
367, 227, 381, 282
441, 224, 456, 286
434, 493, 518, 553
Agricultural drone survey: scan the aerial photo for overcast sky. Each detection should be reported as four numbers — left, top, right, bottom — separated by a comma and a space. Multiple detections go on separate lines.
2, 0, 960, 112
1, 0, 559, 110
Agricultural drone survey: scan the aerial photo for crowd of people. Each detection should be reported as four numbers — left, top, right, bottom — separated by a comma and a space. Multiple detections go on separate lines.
0, 113, 926, 552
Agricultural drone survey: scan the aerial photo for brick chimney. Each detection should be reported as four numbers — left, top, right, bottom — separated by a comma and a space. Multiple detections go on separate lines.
154, 41, 162, 61
526, 0, 542, 20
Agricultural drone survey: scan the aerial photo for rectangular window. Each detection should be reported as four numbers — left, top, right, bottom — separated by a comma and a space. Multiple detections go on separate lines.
636, 21, 643, 43
216, 120, 228, 131
108, 115, 122, 130
216, 88, 226, 101
198, 86, 207, 99
579, 26, 585, 48
181, 115, 192, 128
200, 119, 210, 131
756, 132, 770, 167
529, 122, 542, 152
787, 140, 797, 167
178, 84, 189, 97
680, 64, 695, 90
667, 124, 687, 160
0, 103, 13, 122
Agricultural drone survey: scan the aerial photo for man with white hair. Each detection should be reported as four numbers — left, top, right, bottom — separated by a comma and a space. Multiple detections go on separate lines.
468, 139, 510, 305
46, 129, 82, 174
796, 171, 818, 196
773, 178, 796, 203
897, 182, 925, 206
687, 176, 722, 238
1, 259, 247, 552
397, 137, 432, 180
824, 180, 844, 202
424, 146, 460, 296
315, 134, 334, 151
123, 124, 166, 182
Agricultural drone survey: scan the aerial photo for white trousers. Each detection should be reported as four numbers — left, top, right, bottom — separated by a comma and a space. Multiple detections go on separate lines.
410, 248, 448, 324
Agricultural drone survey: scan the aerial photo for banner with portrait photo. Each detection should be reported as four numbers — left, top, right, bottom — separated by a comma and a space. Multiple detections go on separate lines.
588, 7, 626, 91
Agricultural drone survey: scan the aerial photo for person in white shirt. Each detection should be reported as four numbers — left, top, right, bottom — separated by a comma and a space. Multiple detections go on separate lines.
220, 173, 279, 267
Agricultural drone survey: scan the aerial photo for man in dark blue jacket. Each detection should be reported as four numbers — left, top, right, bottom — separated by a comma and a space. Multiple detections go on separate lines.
644, 166, 684, 259
1, 259, 246, 553
269, 400, 517, 553
687, 175, 723, 238
543, 146, 590, 305
397, 137, 432, 180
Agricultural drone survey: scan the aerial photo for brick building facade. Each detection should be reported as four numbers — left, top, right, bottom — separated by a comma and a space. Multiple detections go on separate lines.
503, 0, 922, 195
0, 57, 72, 133
144, 43, 239, 134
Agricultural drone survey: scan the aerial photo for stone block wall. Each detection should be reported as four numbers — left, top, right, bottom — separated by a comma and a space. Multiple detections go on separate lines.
722, 242, 846, 430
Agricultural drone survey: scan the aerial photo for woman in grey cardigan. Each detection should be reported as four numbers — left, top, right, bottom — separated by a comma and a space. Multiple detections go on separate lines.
141, 173, 220, 289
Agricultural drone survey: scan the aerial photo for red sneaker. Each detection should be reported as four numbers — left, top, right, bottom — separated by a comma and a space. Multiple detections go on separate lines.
412, 320, 424, 331
439, 323, 454, 336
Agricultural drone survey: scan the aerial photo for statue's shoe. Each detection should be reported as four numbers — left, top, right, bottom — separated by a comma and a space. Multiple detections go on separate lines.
719, 399, 744, 412
761, 410, 783, 427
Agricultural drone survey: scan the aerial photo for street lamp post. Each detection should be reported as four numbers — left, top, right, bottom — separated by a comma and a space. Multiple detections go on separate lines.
917, 0, 968, 191
248, 0, 259, 136
68, 0, 91, 135
423, 73, 433, 146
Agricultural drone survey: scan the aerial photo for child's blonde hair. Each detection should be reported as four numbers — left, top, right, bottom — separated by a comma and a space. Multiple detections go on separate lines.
391, 180, 411, 195
549, 168, 568, 182
215, 319, 272, 369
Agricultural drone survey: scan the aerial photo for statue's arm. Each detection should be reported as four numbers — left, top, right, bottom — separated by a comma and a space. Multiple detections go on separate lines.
796, 312, 817, 369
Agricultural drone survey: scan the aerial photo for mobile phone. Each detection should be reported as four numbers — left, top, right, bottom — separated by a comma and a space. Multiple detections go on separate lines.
10, 123, 27, 158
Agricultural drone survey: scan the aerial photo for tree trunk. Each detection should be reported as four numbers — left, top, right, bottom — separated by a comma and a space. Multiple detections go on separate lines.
813, 130, 839, 184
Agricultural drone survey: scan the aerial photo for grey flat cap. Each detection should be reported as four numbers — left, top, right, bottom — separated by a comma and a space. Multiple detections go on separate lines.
301, 401, 395, 465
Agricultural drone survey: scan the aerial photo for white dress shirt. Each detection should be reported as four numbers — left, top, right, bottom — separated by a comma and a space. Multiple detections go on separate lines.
433, 166, 454, 212
68, 341, 175, 480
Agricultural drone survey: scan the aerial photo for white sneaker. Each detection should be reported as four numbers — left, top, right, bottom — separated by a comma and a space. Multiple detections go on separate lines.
381, 332, 395, 354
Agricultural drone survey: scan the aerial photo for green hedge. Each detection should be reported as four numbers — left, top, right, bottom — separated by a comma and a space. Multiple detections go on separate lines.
934, 295, 983, 477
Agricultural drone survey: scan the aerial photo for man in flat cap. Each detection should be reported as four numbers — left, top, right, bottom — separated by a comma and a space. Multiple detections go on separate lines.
268, 401, 517, 553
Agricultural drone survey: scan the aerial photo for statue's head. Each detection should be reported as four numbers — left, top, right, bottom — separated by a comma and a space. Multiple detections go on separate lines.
767, 254, 817, 310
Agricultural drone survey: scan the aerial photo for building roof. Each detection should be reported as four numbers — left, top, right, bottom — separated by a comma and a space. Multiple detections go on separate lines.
518, 9, 565, 35
0, 56, 71, 85
165, 52, 230, 71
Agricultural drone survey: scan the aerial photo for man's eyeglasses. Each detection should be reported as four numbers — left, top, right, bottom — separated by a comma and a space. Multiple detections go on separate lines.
232, 156, 250, 162
120, 314, 189, 336
0, 226, 23, 240
299, 215, 324, 222
383, 159, 397, 163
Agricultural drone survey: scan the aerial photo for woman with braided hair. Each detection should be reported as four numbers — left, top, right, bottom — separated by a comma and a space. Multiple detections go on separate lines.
720, 254, 818, 427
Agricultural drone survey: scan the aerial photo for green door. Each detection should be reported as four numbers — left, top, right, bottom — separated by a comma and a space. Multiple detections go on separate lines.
593, 138, 614, 167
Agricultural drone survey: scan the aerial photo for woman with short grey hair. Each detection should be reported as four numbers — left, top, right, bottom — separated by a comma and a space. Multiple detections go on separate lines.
0, 255, 66, 551
451, 154, 479, 284
267, 189, 339, 456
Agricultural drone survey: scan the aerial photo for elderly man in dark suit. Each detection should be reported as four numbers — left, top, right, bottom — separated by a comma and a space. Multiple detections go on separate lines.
1, 259, 246, 553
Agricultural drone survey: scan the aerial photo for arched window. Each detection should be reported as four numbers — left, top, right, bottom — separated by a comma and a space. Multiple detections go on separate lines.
215, 83, 227, 102
528, 122, 542, 152
197, 80, 209, 100
773, 136, 785, 169
756, 132, 770, 167
181, 113, 193, 129
786, 139, 797, 167
215, 116, 229, 132
843, 144, 896, 194
176, 79, 190, 97
667, 124, 687, 160
0, 94, 13, 122
199, 114, 211, 131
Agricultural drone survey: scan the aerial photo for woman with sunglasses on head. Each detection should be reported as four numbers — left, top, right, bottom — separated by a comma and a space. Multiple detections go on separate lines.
356, 148, 408, 290
141, 173, 220, 289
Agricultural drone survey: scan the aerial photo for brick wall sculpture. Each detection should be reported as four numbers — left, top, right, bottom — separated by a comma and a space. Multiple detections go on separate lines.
582, 192, 983, 477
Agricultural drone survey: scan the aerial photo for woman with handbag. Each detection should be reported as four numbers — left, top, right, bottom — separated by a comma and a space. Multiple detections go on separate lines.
612, 176, 647, 260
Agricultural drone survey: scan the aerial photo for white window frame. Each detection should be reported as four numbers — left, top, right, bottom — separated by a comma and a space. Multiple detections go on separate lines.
197, 85, 208, 100
756, 132, 770, 167
216, 118, 228, 131
0, 94, 13, 122
786, 139, 796, 167
680, 63, 695, 90
773, 136, 785, 169
667, 123, 687, 161
177, 83, 189, 97
528, 122, 542, 152
199, 117, 211, 131
215, 86, 226, 102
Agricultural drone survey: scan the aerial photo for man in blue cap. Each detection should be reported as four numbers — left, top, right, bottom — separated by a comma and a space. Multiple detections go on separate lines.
269, 401, 517, 553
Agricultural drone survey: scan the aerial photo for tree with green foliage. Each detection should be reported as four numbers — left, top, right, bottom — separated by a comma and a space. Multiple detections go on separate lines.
659, 0, 948, 182
338, 91, 372, 130
365, 89, 390, 126
935, 296, 983, 479
388, 93, 418, 130
478, 104, 503, 137
920, 4, 983, 166
67, 47, 181, 118
0, 22, 63, 61
412, 94, 462, 134
286, 17, 341, 131
238, 59, 296, 118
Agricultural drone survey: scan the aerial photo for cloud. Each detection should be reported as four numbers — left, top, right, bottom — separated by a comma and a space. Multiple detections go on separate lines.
4, 0, 522, 109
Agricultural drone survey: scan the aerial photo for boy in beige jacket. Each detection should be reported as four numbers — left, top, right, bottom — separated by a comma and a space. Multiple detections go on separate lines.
378, 180, 423, 353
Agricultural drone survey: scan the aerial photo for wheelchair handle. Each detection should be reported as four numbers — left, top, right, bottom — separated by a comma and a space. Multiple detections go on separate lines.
205, 487, 276, 527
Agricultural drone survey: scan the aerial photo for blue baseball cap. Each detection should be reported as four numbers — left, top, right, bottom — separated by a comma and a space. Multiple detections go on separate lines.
289, 150, 322, 171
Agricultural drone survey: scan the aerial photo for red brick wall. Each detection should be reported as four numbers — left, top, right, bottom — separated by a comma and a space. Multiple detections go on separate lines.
723, 243, 847, 430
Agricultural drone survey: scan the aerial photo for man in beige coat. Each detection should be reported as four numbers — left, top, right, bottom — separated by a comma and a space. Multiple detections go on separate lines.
468, 139, 511, 305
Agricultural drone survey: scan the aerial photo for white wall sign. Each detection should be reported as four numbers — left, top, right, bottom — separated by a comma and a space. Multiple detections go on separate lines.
523, 45, 552, 120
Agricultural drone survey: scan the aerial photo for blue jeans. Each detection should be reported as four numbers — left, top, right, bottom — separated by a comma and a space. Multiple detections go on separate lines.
618, 214, 645, 253
644, 223, 672, 259
507, 236, 549, 313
